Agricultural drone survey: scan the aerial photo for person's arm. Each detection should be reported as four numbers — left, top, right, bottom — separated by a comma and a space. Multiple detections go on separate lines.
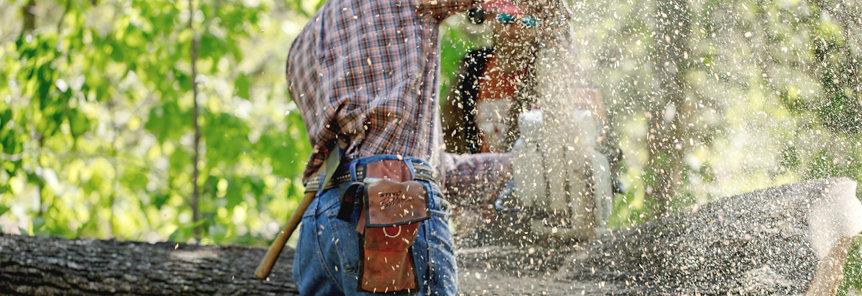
439, 152, 512, 207
442, 48, 494, 154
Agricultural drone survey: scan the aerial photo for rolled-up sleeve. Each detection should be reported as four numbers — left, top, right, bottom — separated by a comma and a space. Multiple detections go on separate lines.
415, 0, 476, 20
439, 152, 512, 206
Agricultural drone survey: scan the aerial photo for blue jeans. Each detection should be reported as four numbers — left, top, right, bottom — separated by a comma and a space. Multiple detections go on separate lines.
293, 157, 457, 296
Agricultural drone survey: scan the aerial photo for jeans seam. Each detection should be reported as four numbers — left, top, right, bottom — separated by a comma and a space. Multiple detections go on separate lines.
424, 217, 434, 293
312, 215, 341, 287
327, 218, 359, 276
293, 221, 304, 284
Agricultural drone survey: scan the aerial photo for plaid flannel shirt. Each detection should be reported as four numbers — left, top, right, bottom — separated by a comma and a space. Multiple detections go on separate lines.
287, 0, 511, 203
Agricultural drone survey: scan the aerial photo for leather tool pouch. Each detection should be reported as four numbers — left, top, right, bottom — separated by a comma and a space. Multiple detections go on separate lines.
353, 160, 430, 293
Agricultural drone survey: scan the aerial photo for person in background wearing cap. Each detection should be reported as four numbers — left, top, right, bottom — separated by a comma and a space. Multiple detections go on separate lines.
442, 2, 626, 247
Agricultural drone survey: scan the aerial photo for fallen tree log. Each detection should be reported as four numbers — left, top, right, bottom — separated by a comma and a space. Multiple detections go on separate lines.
569, 177, 862, 295
0, 235, 298, 295
1, 178, 860, 295
459, 177, 862, 295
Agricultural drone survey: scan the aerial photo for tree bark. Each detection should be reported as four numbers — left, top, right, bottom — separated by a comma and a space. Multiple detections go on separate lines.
2, 178, 860, 295
458, 178, 862, 295
21, 0, 36, 33
0, 235, 298, 295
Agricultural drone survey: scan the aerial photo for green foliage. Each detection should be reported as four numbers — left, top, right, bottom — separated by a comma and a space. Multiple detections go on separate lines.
439, 22, 483, 101
285, 0, 327, 17
839, 237, 862, 295
0, 0, 311, 245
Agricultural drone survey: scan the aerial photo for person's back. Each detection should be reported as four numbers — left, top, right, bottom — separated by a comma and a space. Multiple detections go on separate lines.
288, 0, 477, 185
286, 1, 520, 295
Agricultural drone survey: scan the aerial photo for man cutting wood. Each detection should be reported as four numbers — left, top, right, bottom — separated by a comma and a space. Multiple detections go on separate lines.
284, 0, 524, 295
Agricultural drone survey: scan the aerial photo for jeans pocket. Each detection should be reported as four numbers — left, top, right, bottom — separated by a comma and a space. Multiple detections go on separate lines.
420, 181, 451, 224
326, 212, 361, 275
413, 203, 458, 296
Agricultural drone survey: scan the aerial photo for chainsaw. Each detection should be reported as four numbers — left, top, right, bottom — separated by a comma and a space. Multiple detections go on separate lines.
507, 0, 614, 241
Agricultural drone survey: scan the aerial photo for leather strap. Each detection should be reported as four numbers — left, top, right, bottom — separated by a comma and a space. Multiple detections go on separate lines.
336, 182, 365, 222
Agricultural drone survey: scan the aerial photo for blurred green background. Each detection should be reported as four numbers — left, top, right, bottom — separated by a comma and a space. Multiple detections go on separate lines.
0, 0, 860, 292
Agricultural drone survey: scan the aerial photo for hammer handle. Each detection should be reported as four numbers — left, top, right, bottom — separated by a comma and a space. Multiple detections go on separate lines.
255, 191, 317, 279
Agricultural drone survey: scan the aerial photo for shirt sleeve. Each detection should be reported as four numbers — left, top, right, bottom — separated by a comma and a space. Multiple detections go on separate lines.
415, 0, 476, 20
439, 152, 512, 207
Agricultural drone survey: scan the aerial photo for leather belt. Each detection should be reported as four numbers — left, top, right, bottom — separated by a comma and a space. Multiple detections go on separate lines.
305, 160, 437, 192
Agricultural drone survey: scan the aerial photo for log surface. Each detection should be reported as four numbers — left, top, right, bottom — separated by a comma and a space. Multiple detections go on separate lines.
1, 178, 860, 295
0, 235, 298, 295
457, 177, 862, 295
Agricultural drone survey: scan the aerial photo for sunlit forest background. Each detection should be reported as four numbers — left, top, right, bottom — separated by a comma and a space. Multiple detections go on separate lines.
1, 0, 861, 292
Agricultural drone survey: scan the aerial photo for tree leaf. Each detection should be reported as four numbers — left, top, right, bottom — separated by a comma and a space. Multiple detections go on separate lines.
235, 73, 250, 100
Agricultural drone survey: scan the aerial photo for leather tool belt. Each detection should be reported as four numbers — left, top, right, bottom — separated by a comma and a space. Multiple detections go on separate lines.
335, 156, 433, 293
305, 158, 437, 192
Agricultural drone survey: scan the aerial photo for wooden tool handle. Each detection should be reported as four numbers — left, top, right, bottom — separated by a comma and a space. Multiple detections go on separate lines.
255, 191, 317, 279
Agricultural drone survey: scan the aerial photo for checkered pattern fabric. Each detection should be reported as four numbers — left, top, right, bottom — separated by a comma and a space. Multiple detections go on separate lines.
288, 0, 511, 202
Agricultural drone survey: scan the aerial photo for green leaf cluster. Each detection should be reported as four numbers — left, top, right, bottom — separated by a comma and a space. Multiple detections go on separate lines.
0, 0, 313, 246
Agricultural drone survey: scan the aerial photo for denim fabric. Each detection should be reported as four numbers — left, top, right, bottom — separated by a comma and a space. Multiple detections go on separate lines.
294, 156, 457, 296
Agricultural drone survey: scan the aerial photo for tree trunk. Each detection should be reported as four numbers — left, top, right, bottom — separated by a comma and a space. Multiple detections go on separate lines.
647, 0, 693, 216
21, 0, 36, 33
2, 178, 860, 295
188, 0, 202, 240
